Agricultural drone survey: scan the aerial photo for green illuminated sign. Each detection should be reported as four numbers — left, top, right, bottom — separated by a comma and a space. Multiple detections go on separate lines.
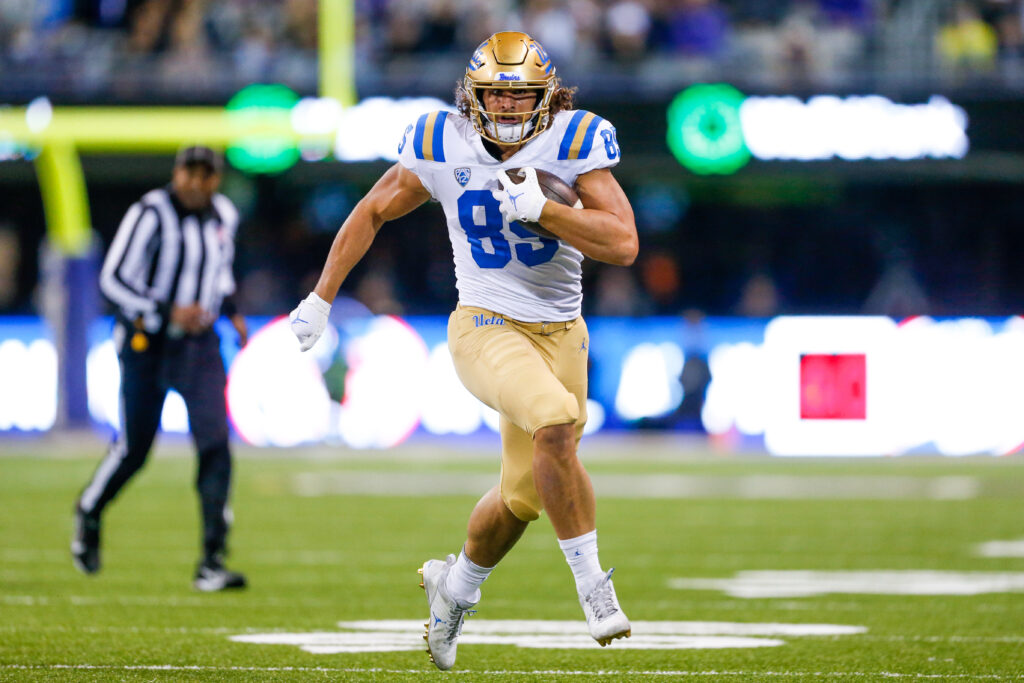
226, 84, 301, 174
667, 84, 749, 175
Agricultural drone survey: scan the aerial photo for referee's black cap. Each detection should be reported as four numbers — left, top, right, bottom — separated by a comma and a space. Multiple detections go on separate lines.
175, 144, 223, 173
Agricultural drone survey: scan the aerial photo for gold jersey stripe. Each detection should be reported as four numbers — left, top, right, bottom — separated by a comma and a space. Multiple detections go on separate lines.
567, 112, 597, 160
422, 111, 440, 161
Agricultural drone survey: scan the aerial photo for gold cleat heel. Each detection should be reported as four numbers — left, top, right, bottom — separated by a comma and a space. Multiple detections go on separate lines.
598, 628, 631, 646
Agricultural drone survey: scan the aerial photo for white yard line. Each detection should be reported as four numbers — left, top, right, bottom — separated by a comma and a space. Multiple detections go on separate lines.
2, 624, 1021, 643
7, 629, 1021, 643
669, 570, 1024, 598
976, 539, 1024, 557
291, 472, 979, 500
2, 665, 1023, 678
0, 624, 291, 634
0, 594, 353, 608
0, 548, 350, 565
0, 618, 1019, 641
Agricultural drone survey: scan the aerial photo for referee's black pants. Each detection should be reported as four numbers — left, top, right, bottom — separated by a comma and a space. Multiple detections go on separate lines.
78, 323, 233, 562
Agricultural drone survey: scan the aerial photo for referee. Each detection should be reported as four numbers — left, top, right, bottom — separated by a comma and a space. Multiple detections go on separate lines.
72, 145, 248, 592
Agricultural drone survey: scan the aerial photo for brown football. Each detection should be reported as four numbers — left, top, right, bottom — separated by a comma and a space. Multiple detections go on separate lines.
506, 168, 582, 209
505, 168, 582, 238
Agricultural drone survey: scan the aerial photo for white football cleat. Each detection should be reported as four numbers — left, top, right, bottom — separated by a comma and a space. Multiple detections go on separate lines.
580, 568, 631, 646
418, 554, 475, 671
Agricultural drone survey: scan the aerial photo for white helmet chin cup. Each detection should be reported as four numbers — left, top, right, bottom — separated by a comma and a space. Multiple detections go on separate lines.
485, 118, 535, 144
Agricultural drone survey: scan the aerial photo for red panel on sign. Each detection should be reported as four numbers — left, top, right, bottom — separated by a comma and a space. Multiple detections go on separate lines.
800, 354, 866, 420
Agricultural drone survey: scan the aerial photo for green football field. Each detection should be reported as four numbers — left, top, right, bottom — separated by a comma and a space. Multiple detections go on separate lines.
2, 433, 1024, 681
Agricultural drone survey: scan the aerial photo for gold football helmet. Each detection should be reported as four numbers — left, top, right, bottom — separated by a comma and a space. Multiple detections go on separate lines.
464, 32, 557, 145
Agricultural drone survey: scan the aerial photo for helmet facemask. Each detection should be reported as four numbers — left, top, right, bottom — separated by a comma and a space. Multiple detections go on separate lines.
462, 32, 558, 146
467, 82, 556, 145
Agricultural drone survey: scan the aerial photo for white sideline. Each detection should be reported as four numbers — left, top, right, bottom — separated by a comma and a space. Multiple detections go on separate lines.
291, 472, 979, 500
2, 665, 1024, 678
2, 623, 1021, 643
0, 594, 375, 608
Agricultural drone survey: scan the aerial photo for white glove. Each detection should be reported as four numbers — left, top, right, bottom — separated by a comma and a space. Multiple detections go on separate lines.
290, 291, 331, 352
492, 168, 548, 223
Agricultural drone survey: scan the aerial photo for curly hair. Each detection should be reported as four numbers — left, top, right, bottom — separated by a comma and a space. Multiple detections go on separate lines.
454, 78, 577, 123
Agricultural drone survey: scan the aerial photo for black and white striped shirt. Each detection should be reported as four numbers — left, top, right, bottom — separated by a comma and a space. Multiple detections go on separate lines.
99, 187, 240, 333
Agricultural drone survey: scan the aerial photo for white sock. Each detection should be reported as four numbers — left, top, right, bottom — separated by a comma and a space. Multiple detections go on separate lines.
444, 549, 492, 608
558, 530, 605, 596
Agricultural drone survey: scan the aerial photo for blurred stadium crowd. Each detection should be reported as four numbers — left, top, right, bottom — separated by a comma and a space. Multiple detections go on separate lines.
3, 168, 1023, 324
2, 0, 1023, 101
2, 0, 1024, 325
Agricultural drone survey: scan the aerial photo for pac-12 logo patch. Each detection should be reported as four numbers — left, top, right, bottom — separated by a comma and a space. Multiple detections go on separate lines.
454, 167, 471, 186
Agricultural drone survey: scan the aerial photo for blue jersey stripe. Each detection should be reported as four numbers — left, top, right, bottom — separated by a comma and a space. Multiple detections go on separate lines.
431, 111, 448, 162
558, 111, 588, 160
576, 115, 605, 160
413, 113, 428, 160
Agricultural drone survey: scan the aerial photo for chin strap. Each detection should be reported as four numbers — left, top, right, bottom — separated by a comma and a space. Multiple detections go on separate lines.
486, 118, 536, 144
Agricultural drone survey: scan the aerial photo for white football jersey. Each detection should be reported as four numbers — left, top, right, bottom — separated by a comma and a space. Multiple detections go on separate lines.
397, 109, 621, 322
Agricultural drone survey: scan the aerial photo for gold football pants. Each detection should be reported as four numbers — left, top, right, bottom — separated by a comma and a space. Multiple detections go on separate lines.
448, 304, 589, 521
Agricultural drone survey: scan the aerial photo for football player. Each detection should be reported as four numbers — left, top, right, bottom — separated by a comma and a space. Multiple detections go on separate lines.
290, 31, 637, 670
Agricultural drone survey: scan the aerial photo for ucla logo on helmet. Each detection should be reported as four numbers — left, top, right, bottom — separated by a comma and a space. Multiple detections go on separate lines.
469, 46, 485, 70
454, 167, 472, 186
497, 72, 522, 81
529, 41, 553, 73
